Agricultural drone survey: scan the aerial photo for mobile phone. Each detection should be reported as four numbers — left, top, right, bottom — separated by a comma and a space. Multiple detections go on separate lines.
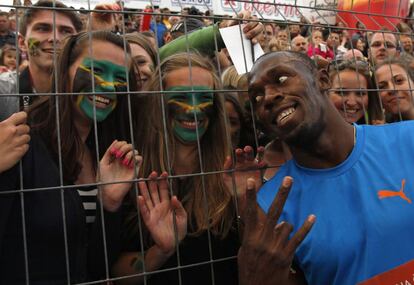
319, 43, 327, 52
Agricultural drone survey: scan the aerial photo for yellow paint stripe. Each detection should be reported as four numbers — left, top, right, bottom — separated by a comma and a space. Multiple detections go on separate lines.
79, 65, 127, 88
168, 100, 213, 112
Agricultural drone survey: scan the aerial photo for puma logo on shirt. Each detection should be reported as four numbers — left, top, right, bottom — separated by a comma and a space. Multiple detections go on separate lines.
378, 179, 412, 204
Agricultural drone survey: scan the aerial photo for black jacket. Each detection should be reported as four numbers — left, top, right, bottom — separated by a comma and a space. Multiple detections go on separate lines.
0, 134, 122, 284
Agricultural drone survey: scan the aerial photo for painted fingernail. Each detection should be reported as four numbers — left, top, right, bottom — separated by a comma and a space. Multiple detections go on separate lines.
110, 147, 117, 155
122, 158, 129, 166
116, 151, 123, 158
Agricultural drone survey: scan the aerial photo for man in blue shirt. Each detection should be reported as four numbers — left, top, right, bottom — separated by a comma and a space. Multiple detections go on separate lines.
150, 8, 168, 47
238, 51, 414, 285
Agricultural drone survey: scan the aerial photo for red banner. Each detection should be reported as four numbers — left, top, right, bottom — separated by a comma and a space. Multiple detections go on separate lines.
337, 0, 410, 31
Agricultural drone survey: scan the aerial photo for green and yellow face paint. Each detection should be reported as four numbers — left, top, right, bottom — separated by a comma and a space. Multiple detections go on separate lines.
73, 57, 128, 122
27, 38, 41, 57
166, 86, 214, 143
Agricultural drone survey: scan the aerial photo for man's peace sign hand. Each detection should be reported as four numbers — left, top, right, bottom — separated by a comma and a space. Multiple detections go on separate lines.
238, 177, 315, 285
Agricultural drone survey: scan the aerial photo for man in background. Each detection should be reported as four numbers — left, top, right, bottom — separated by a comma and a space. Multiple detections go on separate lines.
0, 12, 16, 48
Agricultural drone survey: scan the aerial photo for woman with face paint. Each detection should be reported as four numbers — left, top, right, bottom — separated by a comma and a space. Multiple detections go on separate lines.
113, 53, 240, 285
0, 31, 142, 283
375, 59, 414, 122
328, 60, 383, 124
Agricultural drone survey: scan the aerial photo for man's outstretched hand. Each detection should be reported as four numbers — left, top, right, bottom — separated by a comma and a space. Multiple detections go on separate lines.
238, 177, 315, 285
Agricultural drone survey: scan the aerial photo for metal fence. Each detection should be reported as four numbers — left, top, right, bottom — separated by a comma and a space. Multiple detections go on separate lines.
0, 0, 413, 284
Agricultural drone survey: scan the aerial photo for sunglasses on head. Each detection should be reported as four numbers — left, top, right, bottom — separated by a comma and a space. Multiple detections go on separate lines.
327, 59, 370, 74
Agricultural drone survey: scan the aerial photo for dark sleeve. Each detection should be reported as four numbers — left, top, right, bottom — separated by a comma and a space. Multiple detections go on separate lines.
0, 165, 19, 253
87, 202, 123, 281
0, 95, 20, 121
87, 195, 146, 281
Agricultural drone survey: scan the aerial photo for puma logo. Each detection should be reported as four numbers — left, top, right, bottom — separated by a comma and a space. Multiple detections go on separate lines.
377, 179, 412, 204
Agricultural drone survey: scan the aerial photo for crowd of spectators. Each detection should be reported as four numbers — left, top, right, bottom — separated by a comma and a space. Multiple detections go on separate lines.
0, 0, 414, 284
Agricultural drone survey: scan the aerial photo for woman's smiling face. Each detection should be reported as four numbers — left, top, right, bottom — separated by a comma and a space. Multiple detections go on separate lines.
69, 40, 129, 122
130, 43, 154, 85
329, 70, 369, 123
376, 64, 414, 116
164, 66, 215, 144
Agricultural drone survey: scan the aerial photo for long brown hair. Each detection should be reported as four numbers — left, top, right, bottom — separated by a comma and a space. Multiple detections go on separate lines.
29, 31, 140, 183
124, 32, 157, 67
142, 52, 235, 237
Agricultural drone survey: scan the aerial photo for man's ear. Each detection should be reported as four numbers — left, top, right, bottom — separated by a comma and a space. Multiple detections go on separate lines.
163, 32, 172, 44
317, 68, 330, 92
18, 33, 27, 53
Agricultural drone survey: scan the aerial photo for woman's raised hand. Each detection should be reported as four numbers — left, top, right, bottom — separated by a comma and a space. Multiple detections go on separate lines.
99, 140, 142, 212
224, 146, 266, 194
137, 172, 187, 258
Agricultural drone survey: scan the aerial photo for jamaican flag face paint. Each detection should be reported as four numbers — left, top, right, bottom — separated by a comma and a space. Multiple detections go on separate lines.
73, 57, 128, 122
166, 86, 214, 143
28, 38, 41, 57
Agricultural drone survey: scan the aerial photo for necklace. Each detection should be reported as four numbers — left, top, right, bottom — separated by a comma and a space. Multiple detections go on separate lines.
353, 126, 356, 146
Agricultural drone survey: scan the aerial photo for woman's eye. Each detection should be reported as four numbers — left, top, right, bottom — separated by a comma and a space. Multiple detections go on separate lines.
135, 60, 147, 66
378, 82, 387, 89
395, 77, 404, 84
278, 75, 288, 84
201, 94, 213, 101
172, 95, 187, 101
92, 67, 104, 74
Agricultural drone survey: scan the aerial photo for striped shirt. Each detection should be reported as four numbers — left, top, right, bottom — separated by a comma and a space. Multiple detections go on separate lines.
77, 186, 98, 224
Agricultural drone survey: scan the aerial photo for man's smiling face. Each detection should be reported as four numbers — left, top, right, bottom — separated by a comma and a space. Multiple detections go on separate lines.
19, 10, 76, 72
249, 52, 327, 145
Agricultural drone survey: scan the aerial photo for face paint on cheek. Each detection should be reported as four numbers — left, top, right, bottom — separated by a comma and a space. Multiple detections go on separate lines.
28, 38, 41, 57
166, 86, 214, 143
72, 58, 126, 122
75, 94, 117, 122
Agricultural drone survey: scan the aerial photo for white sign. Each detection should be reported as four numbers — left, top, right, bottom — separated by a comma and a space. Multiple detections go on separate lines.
170, 0, 213, 9
123, 0, 161, 10
0, 0, 303, 21
54, 0, 302, 21
218, 0, 301, 21
298, 0, 337, 24
220, 24, 265, 74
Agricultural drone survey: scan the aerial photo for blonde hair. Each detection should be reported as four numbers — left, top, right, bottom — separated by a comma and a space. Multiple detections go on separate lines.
221, 65, 248, 90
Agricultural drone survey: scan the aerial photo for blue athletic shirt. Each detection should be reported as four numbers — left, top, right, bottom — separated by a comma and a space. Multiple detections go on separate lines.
257, 122, 414, 285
